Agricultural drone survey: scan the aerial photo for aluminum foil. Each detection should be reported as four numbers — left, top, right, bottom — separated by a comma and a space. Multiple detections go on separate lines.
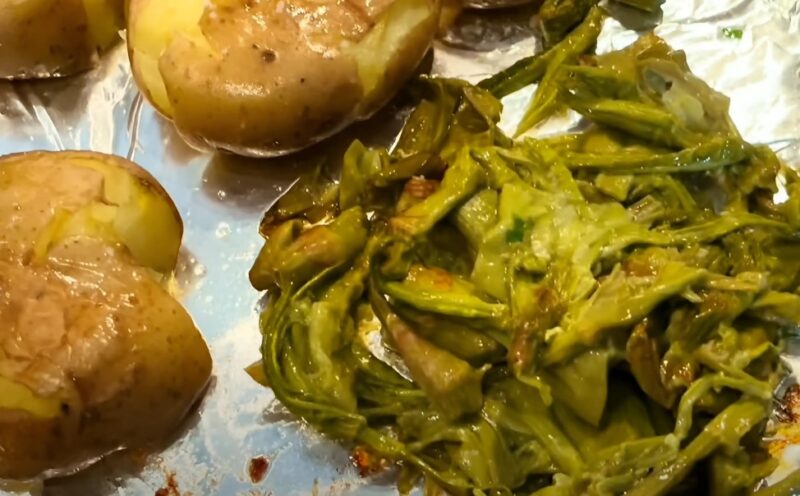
0, 0, 799, 494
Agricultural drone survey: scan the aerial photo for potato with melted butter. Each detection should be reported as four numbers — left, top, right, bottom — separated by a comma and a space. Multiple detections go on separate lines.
0, 0, 125, 79
0, 151, 212, 480
127, 0, 439, 156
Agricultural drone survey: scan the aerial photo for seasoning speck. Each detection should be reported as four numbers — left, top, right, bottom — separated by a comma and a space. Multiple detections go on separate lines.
722, 27, 743, 40
248, 456, 270, 483
506, 216, 527, 244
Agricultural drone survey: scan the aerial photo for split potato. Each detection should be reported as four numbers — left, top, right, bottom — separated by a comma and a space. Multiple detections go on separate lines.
127, 0, 439, 156
0, 151, 212, 480
0, 0, 125, 79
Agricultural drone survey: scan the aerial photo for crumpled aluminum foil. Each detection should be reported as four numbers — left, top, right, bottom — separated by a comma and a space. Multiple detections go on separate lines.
0, 0, 798, 494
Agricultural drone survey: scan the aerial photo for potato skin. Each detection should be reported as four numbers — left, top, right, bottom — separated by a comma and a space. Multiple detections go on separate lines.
0, 151, 183, 271
158, 34, 365, 156
0, 0, 124, 79
0, 151, 212, 480
0, 151, 180, 229
0, 273, 212, 480
127, 0, 438, 156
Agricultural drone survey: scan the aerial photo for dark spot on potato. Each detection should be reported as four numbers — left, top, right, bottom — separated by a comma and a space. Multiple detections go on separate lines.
52, 424, 63, 440
261, 50, 277, 63
300, 78, 306, 84
21, 250, 35, 266
60, 403, 71, 415
248, 456, 270, 483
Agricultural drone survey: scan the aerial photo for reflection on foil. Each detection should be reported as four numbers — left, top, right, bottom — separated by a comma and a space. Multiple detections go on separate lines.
440, 4, 539, 52
0, 0, 799, 494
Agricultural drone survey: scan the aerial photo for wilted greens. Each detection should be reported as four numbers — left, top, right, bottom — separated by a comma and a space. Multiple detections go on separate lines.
249, 25, 799, 496
537, 0, 665, 50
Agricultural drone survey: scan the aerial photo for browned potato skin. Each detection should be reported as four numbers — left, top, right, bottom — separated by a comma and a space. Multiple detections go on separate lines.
0, 0, 124, 79
127, 0, 438, 156
0, 151, 212, 480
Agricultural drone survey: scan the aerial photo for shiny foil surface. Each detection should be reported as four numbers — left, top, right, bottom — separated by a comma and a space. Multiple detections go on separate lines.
0, 0, 799, 494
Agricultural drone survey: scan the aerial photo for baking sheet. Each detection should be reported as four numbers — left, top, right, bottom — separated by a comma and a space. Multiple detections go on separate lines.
1, 0, 799, 494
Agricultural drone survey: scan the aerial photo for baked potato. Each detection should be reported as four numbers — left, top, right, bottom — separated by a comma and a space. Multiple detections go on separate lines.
127, 0, 439, 156
0, 0, 125, 79
0, 151, 212, 480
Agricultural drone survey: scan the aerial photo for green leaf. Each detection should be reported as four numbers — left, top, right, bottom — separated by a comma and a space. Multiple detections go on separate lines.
506, 217, 526, 243
721, 27, 744, 40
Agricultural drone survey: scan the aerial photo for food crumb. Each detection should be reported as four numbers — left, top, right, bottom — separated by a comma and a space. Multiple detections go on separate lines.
403, 177, 439, 200
350, 445, 389, 478
155, 472, 180, 496
768, 384, 800, 458
248, 456, 270, 483
776, 384, 800, 423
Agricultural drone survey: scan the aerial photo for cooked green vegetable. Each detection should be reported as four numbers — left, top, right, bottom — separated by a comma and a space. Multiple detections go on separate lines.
516, 6, 608, 134
539, 0, 599, 48
250, 33, 796, 495
479, 6, 606, 99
